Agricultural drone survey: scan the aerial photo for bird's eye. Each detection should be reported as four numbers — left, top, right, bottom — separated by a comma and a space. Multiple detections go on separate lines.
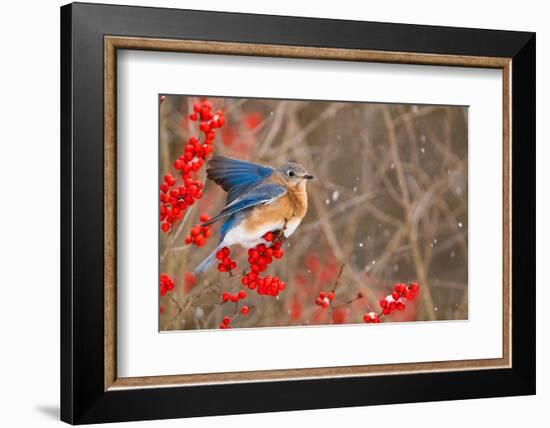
287, 170, 295, 177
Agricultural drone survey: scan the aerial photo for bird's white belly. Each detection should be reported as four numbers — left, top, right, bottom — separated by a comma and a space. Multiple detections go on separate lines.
222, 217, 302, 249
283, 217, 302, 238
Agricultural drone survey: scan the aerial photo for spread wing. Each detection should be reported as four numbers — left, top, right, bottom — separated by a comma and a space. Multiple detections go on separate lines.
206, 156, 274, 204
202, 182, 286, 227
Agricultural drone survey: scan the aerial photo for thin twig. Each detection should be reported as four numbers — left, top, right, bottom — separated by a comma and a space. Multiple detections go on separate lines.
331, 264, 346, 293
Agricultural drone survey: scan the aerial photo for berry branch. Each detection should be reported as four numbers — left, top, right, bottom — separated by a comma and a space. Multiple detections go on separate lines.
314, 264, 421, 324
159, 98, 227, 320
215, 231, 287, 328
159, 99, 224, 235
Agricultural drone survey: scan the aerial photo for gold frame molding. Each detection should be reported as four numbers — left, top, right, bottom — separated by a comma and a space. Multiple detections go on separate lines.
104, 36, 512, 391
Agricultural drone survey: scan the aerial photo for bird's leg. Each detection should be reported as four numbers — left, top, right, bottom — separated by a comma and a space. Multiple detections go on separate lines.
274, 217, 289, 242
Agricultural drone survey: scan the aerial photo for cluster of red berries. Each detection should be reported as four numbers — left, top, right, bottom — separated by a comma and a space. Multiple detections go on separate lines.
378, 282, 420, 315
160, 99, 225, 233
240, 233, 285, 297
243, 274, 286, 296
189, 100, 226, 129
363, 312, 381, 323
176, 136, 209, 172
221, 290, 247, 303
159, 273, 175, 296
159, 173, 206, 233
184, 214, 212, 247
216, 247, 237, 272
315, 291, 335, 308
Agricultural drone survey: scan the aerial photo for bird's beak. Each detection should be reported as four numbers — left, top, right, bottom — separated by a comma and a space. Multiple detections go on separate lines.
303, 174, 314, 180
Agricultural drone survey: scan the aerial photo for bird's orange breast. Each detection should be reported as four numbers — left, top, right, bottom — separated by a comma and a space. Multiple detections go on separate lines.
243, 184, 308, 236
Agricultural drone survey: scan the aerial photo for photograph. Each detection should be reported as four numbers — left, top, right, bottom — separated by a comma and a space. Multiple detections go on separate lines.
158, 95, 468, 331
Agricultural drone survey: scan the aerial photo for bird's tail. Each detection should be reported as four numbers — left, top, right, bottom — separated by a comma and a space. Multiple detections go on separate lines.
194, 243, 222, 275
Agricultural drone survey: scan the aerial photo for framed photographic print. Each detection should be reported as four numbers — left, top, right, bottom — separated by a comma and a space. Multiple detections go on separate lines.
60, 2, 535, 424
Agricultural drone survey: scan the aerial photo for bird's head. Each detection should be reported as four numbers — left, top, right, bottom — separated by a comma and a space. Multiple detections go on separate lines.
275, 162, 314, 187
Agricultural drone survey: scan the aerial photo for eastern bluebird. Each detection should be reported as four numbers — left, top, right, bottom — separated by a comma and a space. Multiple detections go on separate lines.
194, 155, 314, 274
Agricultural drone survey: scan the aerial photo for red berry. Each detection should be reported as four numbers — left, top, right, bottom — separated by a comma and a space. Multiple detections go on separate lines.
240, 306, 249, 315
199, 121, 211, 132
222, 316, 231, 325
163, 174, 175, 185
409, 282, 420, 292
395, 283, 406, 294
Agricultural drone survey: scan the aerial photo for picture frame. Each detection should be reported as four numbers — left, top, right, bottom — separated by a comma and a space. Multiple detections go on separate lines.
60, 2, 535, 424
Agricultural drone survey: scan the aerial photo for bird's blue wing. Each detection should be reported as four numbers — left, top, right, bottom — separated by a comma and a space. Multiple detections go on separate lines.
206, 156, 274, 204
202, 182, 286, 226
